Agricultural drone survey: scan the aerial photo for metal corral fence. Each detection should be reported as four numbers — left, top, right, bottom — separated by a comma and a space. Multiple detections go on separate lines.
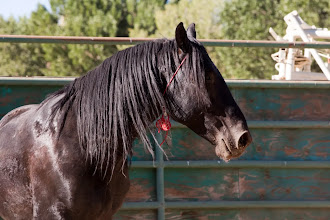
1, 36, 330, 220
1, 34, 330, 48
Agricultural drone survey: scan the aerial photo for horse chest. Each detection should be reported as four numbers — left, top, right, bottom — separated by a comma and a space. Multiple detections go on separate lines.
67, 166, 131, 219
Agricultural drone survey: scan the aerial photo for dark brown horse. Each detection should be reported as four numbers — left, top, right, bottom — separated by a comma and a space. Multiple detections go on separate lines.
0, 23, 252, 219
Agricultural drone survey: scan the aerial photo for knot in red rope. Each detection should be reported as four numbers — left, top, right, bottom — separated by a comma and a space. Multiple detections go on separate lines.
156, 114, 171, 133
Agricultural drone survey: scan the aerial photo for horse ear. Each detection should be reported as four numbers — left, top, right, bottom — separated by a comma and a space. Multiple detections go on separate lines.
187, 23, 196, 39
175, 22, 190, 53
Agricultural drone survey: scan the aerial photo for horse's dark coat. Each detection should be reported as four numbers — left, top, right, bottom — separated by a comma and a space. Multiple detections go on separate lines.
0, 23, 251, 219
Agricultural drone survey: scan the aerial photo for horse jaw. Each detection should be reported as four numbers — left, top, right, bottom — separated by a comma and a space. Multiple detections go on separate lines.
214, 140, 232, 162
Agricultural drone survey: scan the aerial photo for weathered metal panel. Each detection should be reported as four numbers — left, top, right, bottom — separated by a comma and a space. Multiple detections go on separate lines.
115, 210, 157, 220
244, 128, 330, 161
232, 87, 330, 121
162, 168, 330, 202
125, 168, 156, 202
1, 78, 329, 220
164, 209, 330, 220
164, 168, 239, 201
0, 84, 63, 118
238, 168, 330, 201
165, 127, 330, 161
131, 139, 155, 161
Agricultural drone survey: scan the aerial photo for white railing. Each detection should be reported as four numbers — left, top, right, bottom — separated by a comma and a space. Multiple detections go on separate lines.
270, 10, 330, 80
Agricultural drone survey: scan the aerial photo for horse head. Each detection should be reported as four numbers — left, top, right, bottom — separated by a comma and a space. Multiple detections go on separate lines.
162, 23, 252, 161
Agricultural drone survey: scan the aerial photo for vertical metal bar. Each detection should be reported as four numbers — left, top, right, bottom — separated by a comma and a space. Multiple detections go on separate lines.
155, 137, 165, 220
285, 36, 295, 80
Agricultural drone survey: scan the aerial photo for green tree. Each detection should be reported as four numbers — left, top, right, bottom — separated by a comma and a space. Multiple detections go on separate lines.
0, 12, 49, 76
0, 0, 146, 76
127, 0, 166, 37
0, 0, 169, 77
40, 0, 129, 76
154, 0, 222, 38
153, 0, 225, 73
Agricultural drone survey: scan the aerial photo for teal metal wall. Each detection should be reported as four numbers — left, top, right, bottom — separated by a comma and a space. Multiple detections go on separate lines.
1, 78, 329, 219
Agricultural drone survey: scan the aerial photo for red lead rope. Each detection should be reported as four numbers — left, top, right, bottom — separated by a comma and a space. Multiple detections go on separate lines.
156, 56, 187, 146
163, 56, 188, 96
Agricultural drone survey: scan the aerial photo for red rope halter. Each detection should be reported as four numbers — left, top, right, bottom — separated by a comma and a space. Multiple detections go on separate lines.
156, 56, 187, 146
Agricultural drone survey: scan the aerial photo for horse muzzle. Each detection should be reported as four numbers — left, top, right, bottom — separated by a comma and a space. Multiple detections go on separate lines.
215, 130, 252, 162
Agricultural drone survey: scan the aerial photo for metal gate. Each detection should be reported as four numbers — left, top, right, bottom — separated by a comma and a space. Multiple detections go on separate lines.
1, 78, 329, 219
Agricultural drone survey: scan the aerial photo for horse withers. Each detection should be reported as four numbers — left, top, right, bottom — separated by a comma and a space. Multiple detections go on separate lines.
0, 23, 252, 219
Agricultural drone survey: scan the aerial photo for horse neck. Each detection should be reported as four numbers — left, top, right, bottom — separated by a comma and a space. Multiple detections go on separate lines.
48, 41, 174, 177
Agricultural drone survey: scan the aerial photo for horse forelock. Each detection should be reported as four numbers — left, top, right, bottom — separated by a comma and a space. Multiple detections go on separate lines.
47, 38, 209, 178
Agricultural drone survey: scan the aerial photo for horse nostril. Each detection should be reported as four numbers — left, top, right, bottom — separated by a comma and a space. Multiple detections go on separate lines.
238, 131, 252, 148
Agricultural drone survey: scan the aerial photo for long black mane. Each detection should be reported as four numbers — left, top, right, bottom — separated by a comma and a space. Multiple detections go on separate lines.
46, 38, 207, 176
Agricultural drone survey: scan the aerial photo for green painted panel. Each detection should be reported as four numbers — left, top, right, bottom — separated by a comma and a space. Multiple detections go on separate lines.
164, 168, 239, 201
239, 168, 330, 201
1, 79, 329, 219
163, 168, 330, 202
114, 210, 157, 220
165, 127, 330, 161
1, 81, 329, 121
232, 87, 330, 121
0, 85, 61, 118
131, 139, 154, 161
162, 127, 217, 161
165, 209, 238, 220
242, 128, 330, 161
237, 209, 330, 220
125, 168, 156, 202
165, 208, 330, 220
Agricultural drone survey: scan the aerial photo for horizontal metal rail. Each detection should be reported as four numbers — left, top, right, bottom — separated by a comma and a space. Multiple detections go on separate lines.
0, 77, 75, 86
227, 80, 330, 89
1, 35, 330, 48
121, 200, 330, 210
247, 120, 330, 129
170, 120, 330, 129
1, 77, 330, 88
130, 160, 330, 169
